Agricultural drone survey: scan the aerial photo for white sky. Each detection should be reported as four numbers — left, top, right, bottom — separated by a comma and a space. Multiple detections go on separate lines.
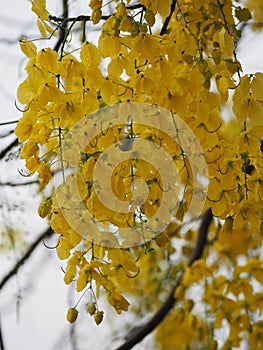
0, 1, 263, 350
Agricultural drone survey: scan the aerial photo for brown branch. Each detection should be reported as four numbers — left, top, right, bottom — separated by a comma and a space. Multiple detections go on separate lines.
0, 138, 19, 160
0, 227, 53, 291
160, 0, 178, 36
115, 208, 213, 350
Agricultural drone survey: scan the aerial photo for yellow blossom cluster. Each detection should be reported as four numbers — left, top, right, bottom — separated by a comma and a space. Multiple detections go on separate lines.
14, 0, 263, 348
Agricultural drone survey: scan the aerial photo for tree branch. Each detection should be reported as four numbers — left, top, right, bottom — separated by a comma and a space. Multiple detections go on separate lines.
160, 0, 178, 36
115, 208, 213, 350
0, 316, 4, 350
0, 138, 19, 160
0, 227, 53, 291
0, 180, 38, 187
49, 3, 146, 24
53, 0, 69, 53
50, 14, 110, 23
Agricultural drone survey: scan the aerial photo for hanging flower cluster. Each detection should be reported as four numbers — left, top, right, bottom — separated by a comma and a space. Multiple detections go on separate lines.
14, 0, 263, 348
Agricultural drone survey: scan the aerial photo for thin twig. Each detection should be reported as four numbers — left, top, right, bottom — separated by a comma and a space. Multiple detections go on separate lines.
160, 0, 178, 36
0, 121, 18, 127
115, 208, 213, 350
50, 14, 105, 23
49, 3, 145, 24
0, 227, 53, 291
0, 180, 38, 187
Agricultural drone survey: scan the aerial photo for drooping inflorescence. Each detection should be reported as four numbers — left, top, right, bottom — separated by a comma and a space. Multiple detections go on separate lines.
14, 0, 263, 348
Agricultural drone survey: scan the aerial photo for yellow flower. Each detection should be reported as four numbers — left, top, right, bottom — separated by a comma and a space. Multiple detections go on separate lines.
20, 141, 39, 159
25, 157, 39, 173
107, 290, 130, 314
38, 196, 52, 218
38, 162, 52, 185
15, 117, 34, 142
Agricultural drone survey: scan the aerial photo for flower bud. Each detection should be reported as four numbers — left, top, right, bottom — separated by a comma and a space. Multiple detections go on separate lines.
94, 311, 104, 325
87, 302, 96, 316
67, 307, 78, 323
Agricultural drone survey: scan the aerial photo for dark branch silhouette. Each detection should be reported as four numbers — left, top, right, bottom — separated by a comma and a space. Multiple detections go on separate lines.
160, 0, 178, 35
0, 138, 19, 160
49, 3, 146, 24
53, 0, 69, 52
0, 180, 38, 187
50, 14, 108, 23
115, 208, 213, 350
0, 227, 53, 290
0, 315, 4, 350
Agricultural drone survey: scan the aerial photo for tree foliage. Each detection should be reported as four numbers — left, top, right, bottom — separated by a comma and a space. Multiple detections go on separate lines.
2, 0, 263, 349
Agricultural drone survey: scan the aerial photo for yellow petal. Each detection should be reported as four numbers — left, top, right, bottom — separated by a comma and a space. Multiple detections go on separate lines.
32, 0, 49, 21
19, 40, 37, 59
56, 236, 71, 260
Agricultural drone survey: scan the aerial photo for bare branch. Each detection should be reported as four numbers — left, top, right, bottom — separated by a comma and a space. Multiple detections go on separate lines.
0, 121, 18, 126
0, 129, 15, 138
115, 208, 213, 350
0, 138, 19, 160
0, 227, 54, 291
50, 14, 104, 23
0, 180, 38, 187
0, 315, 5, 350
53, 0, 69, 53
